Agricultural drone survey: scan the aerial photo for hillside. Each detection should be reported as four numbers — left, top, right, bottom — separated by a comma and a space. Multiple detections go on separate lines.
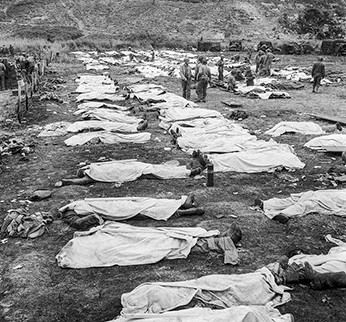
0, 0, 345, 48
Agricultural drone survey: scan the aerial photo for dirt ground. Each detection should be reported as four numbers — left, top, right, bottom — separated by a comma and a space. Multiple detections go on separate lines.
1, 53, 346, 322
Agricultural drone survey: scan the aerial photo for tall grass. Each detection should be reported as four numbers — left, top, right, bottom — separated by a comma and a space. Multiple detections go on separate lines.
0, 37, 65, 53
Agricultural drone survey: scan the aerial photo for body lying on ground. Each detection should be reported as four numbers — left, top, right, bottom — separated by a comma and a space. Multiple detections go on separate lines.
59, 194, 205, 229
59, 154, 210, 186
56, 222, 242, 268
256, 189, 346, 224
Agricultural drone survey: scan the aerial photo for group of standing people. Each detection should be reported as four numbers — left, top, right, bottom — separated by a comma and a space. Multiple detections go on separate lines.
255, 48, 274, 76
0, 45, 52, 91
180, 55, 211, 102
179, 43, 327, 101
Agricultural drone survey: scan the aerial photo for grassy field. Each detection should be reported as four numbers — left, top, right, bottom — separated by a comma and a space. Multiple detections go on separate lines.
1, 52, 346, 322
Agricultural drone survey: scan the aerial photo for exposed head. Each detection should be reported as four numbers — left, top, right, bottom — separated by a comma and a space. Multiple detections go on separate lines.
221, 54, 224, 59
202, 57, 207, 64
231, 69, 236, 75
319, 57, 323, 62
184, 57, 189, 64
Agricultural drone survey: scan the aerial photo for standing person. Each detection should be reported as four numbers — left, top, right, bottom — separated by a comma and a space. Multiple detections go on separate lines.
312, 57, 325, 93
264, 49, 274, 76
0, 58, 6, 90
226, 70, 237, 92
9, 44, 14, 56
195, 57, 211, 102
151, 49, 155, 62
194, 55, 203, 81
217, 55, 224, 82
247, 47, 253, 62
179, 57, 192, 100
245, 66, 255, 86
258, 51, 267, 76
255, 50, 264, 74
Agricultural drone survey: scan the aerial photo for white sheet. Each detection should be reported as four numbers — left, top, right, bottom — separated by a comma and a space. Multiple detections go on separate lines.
136, 65, 170, 78
38, 121, 71, 137
56, 222, 219, 268
209, 144, 305, 173
127, 83, 165, 93
119, 268, 290, 315
160, 107, 222, 123
81, 159, 190, 183
75, 108, 140, 124
168, 118, 248, 136
66, 121, 138, 133
64, 132, 151, 146
74, 83, 118, 94
263, 189, 346, 219
113, 306, 293, 322
265, 122, 325, 137
77, 101, 131, 111
177, 134, 254, 153
59, 196, 187, 221
76, 92, 126, 102
290, 244, 346, 275
134, 91, 197, 110
305, 134, 346, 149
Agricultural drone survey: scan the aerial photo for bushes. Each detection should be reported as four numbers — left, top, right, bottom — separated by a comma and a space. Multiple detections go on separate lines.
279, 8, 345, 39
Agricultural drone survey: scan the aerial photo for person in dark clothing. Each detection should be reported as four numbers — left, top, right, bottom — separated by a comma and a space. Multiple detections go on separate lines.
195, 57, 211, 102
0, 59, 6, 90
244, 66, 255, 86
217, 55, 224, 82
179, 57, 192, 100
312, 57, 325, 93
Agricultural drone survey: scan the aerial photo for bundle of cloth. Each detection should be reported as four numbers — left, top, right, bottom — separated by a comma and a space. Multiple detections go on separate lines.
265, 121, 325, 137
56, 222, 241, 268
0, 208, 53, 239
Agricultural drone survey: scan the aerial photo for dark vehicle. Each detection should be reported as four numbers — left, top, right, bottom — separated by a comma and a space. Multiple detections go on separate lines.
197, 41, 221, 52
257, 41, 273, 51
229, 40, 242, 51
300, 43, 315, 54
321, 39, 346, 55
281, 42, 301, 55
